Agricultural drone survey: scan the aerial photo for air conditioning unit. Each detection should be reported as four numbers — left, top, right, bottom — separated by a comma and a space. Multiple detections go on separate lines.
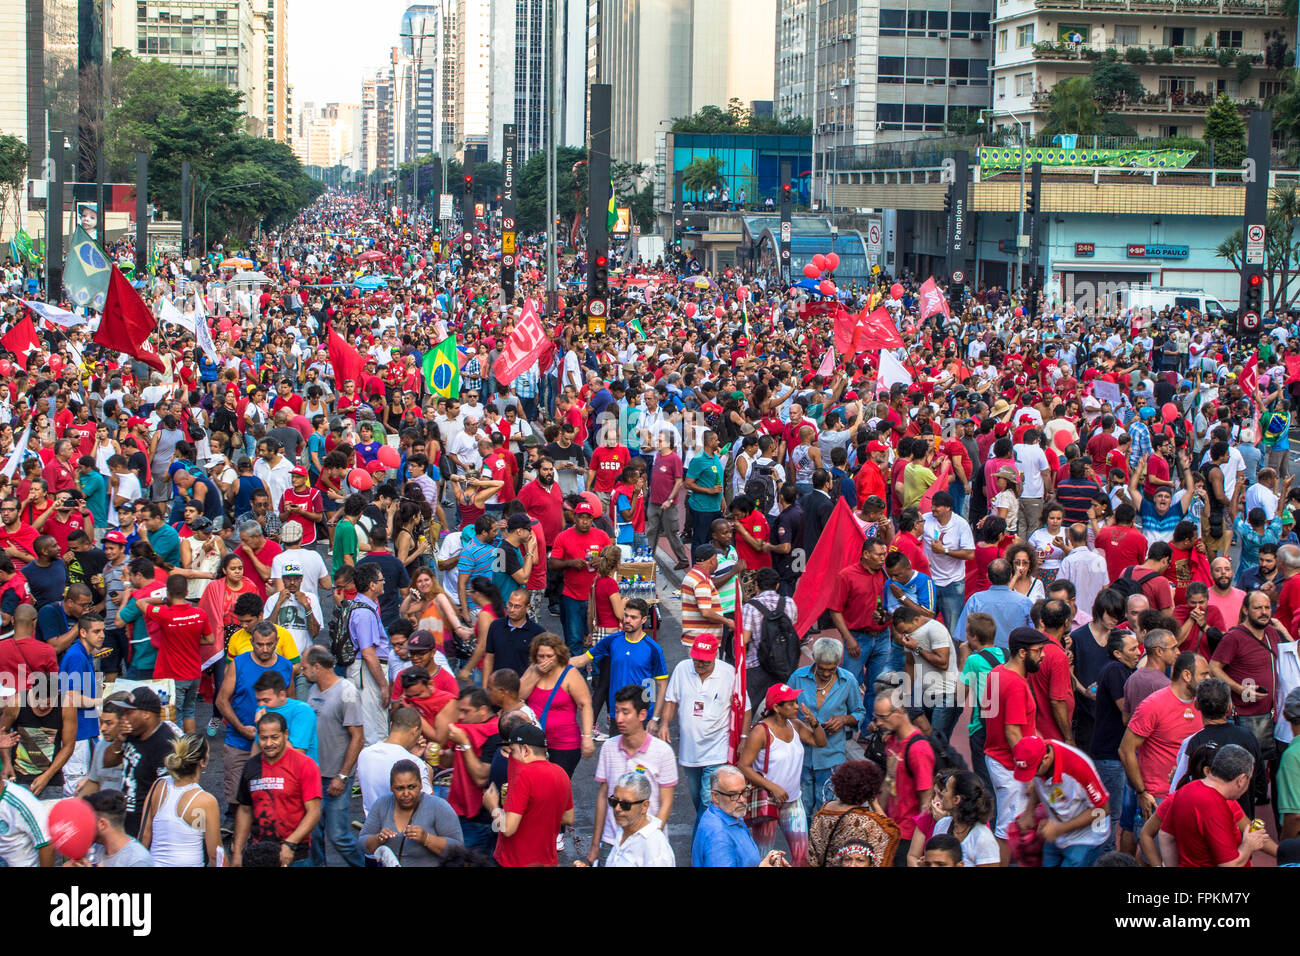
948, 78, 959, 85
840, 78, 852, 86
938, 31, 949, 39
972, 32, 986, 41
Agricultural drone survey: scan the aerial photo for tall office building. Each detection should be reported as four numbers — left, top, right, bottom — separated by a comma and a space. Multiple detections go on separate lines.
589, 0, 777, 167
254, 0, 290, 143
989, 0, 1287, 138
293, 101, 360, 168
360, 75, 379, 172
400, 5, 440, 162
455, 0, 491, 155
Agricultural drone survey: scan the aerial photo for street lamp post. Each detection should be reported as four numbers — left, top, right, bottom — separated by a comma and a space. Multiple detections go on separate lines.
203, 182, 261, 256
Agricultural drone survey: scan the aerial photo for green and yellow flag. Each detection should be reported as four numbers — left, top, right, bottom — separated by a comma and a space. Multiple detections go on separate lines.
607, 174, 617, 231
628, 317, 646, 339
423, 334, 461, 399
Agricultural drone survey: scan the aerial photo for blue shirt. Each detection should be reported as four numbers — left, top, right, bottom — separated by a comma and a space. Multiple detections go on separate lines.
885, 570, 937, 615
226, 651, 294, 751
147, 523, 182, 567
458, 532, 498, 613
952, 585, 1033, 650
347, 593, 390, 660
58, 640, 99, 741
1137, 497, 1188, 543
261, 698, 320, 763
586, 631, 668, 718
692, 803, 761, 867
787, 664, 867, 770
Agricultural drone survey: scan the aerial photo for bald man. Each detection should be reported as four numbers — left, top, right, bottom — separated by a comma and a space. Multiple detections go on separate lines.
1208, 556, 1245, 632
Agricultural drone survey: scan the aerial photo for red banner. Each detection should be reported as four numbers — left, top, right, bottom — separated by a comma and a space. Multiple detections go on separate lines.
852, 306, 905, 351
493, 299, 550, 384
918, 276, 951, 321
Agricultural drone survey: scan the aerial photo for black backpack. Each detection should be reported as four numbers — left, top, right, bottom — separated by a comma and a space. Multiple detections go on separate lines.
903, 728, 968, 776
751, 597, 801, 682
327, 598, 371, 669
744, 462, 778, 517
1111, 567, 1163, 603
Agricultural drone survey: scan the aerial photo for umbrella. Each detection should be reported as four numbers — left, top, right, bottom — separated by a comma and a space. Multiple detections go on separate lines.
353, 275, 388, 290
792, 278, 821, 292
358, 250, 388, 263
219, 257, 253, 269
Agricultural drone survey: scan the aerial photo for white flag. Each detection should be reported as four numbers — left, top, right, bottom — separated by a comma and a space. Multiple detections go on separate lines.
22, 300, 85, 328
876, 348, 913, 394
158, 296, 194, 332
194, 291, 220, 366
1, 419, 33, 481
817, 348, 835, 377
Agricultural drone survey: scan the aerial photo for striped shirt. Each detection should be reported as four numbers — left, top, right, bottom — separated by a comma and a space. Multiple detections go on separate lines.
0, 782, 50, 867
680, 566, 721, 647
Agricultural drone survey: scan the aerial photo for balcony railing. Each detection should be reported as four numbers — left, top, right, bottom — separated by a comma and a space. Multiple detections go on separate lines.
1031, 42, 1265, 66
1032, 0, 1283, 14
1028, 89, 1260, 113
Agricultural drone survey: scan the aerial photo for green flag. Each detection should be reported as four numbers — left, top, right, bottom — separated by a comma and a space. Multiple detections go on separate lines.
607, 174, 617, 231
423, 335, 461, 399
8, 229, 35, 266
628, 317, 646, 339
62, 224, 111, 311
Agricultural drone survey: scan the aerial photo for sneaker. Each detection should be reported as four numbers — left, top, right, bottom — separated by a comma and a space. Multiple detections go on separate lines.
556, 832, 565, 852
592, 730, 610, 742
206, 716, 223, 737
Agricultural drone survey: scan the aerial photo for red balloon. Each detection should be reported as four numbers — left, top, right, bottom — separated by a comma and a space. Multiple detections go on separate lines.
802, 263, 820, 279
48, 798, 96, 861
725, 269, 733, 278
812, 254, 826, 270
890, 283, 904, 299
713, 306, 726, 318
1053, 430, 1072, 451
736, 285, 749, 301
348, 468, 373, 491
1161, 402, 1179, 422
825, 252, 840, 271
377, 444, 401, 468
684, 302, 698, 318
0, 360, 10, 377
1015, 306, 1024, 317
819, 280, 836, 297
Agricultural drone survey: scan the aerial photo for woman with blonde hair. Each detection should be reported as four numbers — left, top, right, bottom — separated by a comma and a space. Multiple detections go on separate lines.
139, 733, 222, 866
519, 632, 595, 777
587, 545, 626, 646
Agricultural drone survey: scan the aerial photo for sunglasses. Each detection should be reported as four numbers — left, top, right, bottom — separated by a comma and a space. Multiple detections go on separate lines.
607, 796, 648, 811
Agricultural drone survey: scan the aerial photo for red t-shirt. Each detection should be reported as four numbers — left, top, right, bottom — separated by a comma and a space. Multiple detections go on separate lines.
517, 479, 565, 547
550, 527, 611, 600
1158, 780, 1247, 867
494, 757, 574, 867
1029, 638, 1075, 741
392, 667, 459, 702
70, 422, 97, 460
0, 523, 40, 568
734, 510, 772, 570
984, 664, 1037, 769
889, 531, 931, 577
398, 687, 456, 734
0, 636, 56, 689
589, 445, 630, 494
236, 541, 283, 599
144, 601, 211, 680
484, 451, 515, 503
648, 452, 683, 506
1129, 686, 1203, 800
236, 747, 323, 861
1085, 432, 1118, 466
273, 394, 304, 416
885, 729, 936, 840
594, 575, 621, 627
1095, 525, 1148, 581
280, 487, 324, 546
42, 511, 93, 552
42, 459, 77, 495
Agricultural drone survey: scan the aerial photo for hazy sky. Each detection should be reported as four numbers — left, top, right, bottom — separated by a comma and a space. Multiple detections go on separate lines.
289, 0, 417, 106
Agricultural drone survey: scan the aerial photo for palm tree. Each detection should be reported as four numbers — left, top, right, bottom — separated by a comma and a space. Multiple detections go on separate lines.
1042, 77, 1103, 136
682, 156, 725, 200
1216, 230, 1242, 270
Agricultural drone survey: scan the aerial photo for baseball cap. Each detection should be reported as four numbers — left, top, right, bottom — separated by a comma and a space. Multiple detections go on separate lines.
281, 562, 304, 578
573, 500, 597, 516
103, 530, 128, 546
189, 516, 213, 532
1012, 735, 1049, 782
690, 635, 720, 661
693, 543, 718, 563
120, 686, 162, 714
408, 629, 438, 652
506, 513, 532, 531
279, 521, 304, 543
866, 440, 888, 453
765, 684, 802, 710
507, 723, 548, 749
127, 416, 148, 427
290, 465, 308, 477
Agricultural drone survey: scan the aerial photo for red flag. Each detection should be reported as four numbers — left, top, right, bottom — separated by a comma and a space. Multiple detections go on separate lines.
832, 306, 857, 354
817, 346, 835, 378
792, 498, 867, 636
727, 595, 748, 762
1240, 350, 1259, 398
492, 298, 550, 383
95, 266, 165, 373
852, 306, 905, 352
918, 277, 951, 320
1, 316, 41, 364
328, 325, 364, 388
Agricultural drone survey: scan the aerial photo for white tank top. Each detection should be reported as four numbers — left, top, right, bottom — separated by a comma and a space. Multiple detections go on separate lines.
149, 779, 207, 867
759, 719, 805, 798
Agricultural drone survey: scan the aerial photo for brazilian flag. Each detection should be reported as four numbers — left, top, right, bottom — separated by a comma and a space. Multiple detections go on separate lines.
423, 334, 461, 399
628, 317, 646, 339
62, 225, 110, 311
607, 174, 617, 231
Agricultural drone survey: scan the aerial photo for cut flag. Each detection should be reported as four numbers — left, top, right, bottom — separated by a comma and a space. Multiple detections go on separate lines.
493, 300, 549, 383
95, 265, 165, 373
852, 306, 905, 351
875, 348, 914, 395
1241, 350, 1259, 398
22, 300, 85, 329
792, 498, 866, 636
918, 276, 951, 321
817, 346, 836, 377
424, 334, 462, 398
327, 325, 364, 389
1, 316, 41, 364
62, 225, 111, 312
628, 317, 646, 339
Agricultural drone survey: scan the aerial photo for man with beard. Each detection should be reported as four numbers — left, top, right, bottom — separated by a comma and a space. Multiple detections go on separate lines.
517, 457, 564, 611
1207, 556, 1245, 627
1237, 543, 1280, 608
983, 626, 1047, 866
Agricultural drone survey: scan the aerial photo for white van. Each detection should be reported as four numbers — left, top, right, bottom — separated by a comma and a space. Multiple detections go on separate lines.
1119, 286, 1230, 321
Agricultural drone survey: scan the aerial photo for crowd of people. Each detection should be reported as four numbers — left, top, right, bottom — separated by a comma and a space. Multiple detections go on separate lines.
1, 190, 1300, 870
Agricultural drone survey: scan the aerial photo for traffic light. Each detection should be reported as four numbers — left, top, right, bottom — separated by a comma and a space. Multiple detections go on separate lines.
782, 183, 792, 202
592, 253, 609, 300
1024, 188, 1037, 218
463, 173, 473, 198
432, 222, 440, 236
943, 187, 953, 217
1241, 271, 1264, 338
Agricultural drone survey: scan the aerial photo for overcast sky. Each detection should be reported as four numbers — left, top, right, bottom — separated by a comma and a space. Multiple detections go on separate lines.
289, 0, 415, 106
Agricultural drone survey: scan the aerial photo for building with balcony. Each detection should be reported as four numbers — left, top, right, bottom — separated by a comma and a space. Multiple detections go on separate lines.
989, 0, 1289, 138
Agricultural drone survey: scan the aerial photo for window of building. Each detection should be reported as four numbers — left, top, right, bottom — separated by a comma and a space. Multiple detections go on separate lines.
907, 10, 927, 30
880, 9, 905, 36
1260, 80, 1282, 99
970, 59, 989, 82
1159, 125, 1185, 138
1113, 25, 1139, 45
927, 57, 946, 77
1218, 30, 1243, 48
951, 11, 970, 35
1157, 75, 1195, 93
879, 56, 904, 82
929, 11, 948, 33
972, 12, 990, 31
1163, 27, 1195, 46
878, 103, 904, 130
1014, 72, 1032, 96
997, 76, 1007, 99
998, 29, 1008, 52
1016, 24, 1034, 47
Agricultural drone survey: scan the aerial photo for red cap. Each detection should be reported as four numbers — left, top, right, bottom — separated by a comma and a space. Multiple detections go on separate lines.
866, 440, 888, 453
103, 530, 128, 546
689, 635, 720, 661
1012, 735, 1049, 782
764, 683, 802, 710
290, 465, 308, 477
127, 416, 148, 427
573, 501, 597, 516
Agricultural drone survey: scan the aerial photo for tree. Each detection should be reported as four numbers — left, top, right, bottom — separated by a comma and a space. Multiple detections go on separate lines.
0, 134, 26, 240
1204, 94, 1247, 168
1091, 50, 1144, 104
612, 160, 654, 230
945, 108, 984, 135
682, 156, 725, 199
1216, 186, 1300, 310
671, 103, 810, 135
515, 145, 587, 235
1042, 77, 1103, 136
1216, 230, 1242, 270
